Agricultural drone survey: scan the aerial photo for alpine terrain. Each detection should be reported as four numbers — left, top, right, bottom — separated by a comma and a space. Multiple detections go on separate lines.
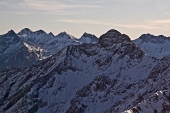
0, 28, 97, 71
133, 34, 170, 59
0, 29, 170, 113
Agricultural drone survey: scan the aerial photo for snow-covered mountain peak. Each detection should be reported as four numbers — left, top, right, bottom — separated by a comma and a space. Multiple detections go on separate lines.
107, 29, 121, 34
79, 32, 98, 43
48, 32, 54, 36
4, 30, 17, 37
57, 31, 75, 39
133, 34, 170, 59
81, 32, 97, 38
57, 31, 78, 41
82, 32, 93, 37
82, 32, 88, 35
137, 33, 170, 43
99, 29, 131, 47
34, 29, 46, 35
57, 31, 67, 36
23, 28, 31, 31
1, 30, 20, 44
18, 28, 33, 37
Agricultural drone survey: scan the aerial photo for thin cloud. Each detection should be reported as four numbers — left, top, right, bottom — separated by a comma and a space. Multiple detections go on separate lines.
0, 11, 31, 15
0, 1, 26, 8
56, 19, 112, 26
0, 0, 101, 15
0, 1, 8, 5
65, 0, 110, 4
24, 0, 101, 12
10, 11, 32, 15
151, 19, 170, 24
114, 0, 153, 3
56, 19, 160, 30
147, 19, 170, 30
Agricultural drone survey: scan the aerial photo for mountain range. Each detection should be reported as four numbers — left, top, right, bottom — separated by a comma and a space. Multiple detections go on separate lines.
133, 34, 170, 59
0, 28, 98, 71
0, 28, 170, 113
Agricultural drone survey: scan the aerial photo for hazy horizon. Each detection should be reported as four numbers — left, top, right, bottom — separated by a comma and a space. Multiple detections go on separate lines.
1, 0, 170, 39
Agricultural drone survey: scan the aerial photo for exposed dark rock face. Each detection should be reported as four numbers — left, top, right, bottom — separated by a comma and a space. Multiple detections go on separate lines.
99, 29, 131, 47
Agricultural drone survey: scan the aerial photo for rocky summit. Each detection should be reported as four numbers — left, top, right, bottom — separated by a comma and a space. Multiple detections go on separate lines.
99, 29, 131, 47
0, 29, 170, 113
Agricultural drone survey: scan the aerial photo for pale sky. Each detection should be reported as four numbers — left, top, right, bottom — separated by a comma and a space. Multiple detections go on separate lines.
0, 0, 170, 39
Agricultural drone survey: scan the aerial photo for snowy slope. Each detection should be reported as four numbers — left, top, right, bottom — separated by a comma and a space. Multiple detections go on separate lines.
133, 34, 170, 59
121, 54, 170, 113
20, 30, 81, 60
123, 90, 170, 113
0, 29, 163, 113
